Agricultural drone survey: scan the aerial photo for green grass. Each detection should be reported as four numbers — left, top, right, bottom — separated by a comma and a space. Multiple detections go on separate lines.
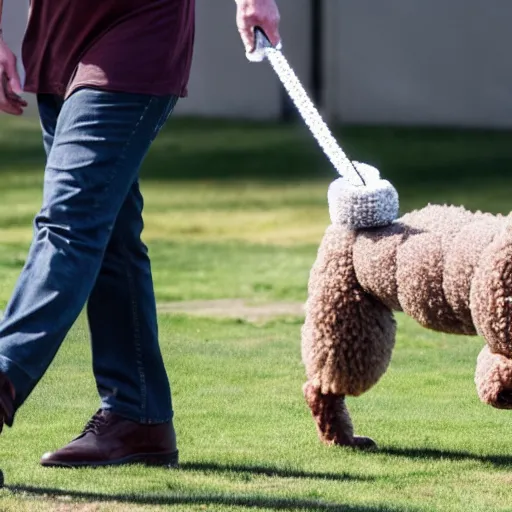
1, 316, 511, 511
0, 115, 512, 510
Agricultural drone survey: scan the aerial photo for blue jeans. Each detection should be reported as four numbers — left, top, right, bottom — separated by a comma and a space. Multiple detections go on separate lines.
0, 88, 178, 425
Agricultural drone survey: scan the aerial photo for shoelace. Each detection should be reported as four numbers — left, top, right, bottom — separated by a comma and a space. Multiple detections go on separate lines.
82, 411, 109, 435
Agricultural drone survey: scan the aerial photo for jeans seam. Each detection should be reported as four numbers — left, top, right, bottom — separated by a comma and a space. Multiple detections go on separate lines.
89, 93, 169, 423
151, 96, 178, 142
92, 96, 156, 210
100, 95, 156, 423
120, 240, 147, 421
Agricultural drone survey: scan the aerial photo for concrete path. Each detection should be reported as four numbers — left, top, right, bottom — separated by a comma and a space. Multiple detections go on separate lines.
157, 299, 305, 322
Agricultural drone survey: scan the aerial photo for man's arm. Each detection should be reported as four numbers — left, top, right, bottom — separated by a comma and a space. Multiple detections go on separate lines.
234, 0, 280, 53
0, 0, 27, 115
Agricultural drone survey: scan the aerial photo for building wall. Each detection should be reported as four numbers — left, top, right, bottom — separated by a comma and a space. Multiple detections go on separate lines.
2, 0, 312, 120
4, 1, 512, 128
324, 0, 512, 128
2, 0, 28, 84
173, 0, 312, 119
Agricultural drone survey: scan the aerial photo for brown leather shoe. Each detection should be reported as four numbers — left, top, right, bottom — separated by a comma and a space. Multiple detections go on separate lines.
40, 409, 179, 468
0, 373, 15, 432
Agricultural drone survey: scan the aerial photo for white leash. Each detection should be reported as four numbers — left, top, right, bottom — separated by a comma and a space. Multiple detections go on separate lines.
247, 28, 366, 187
247, 27, 399, 230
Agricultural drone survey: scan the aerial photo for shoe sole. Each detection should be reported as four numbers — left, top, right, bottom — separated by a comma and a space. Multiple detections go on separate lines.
40, 449, 179, 469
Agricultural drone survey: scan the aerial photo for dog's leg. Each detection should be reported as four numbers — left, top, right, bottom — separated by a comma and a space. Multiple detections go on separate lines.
303, 381, 376, 449
475, 345, 512, 409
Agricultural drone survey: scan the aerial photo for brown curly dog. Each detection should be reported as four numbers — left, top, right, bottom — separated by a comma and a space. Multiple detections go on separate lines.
301, 204, 512, 448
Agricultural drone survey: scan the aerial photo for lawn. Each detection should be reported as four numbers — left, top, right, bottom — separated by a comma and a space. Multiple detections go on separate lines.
0, 114, 512, 511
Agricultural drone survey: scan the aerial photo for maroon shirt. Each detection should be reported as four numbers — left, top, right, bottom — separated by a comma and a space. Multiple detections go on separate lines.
22, 0, 195, 98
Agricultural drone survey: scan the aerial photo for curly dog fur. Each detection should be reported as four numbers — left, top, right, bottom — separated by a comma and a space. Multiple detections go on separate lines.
302, 204, 512, 447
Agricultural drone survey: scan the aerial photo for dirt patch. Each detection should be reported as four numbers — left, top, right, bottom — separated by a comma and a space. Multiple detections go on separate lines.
0, 300, 305, 323
157, 298, 305, 322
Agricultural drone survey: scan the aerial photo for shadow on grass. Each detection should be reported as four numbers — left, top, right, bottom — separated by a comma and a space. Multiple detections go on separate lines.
141, 122, 512, 195
141, 124, 512, 193
376, 446, 512, 467
3, 117, 512, 191
179, 461, 374, 481
6, 484, 408, 511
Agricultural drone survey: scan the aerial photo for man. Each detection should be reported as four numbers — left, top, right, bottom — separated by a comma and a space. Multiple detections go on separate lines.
0, 0, 280, 468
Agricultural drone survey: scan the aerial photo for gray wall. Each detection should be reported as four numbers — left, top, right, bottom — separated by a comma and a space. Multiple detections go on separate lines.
173, 0, 312, 119
4, 0, 512, 128
324, 0, 512, 128
3, 1, 33, 114
2, 0, 312, 120
2, 0, 28, 84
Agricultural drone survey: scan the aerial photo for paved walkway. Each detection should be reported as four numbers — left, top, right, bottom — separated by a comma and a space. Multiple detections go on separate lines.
0, 300, 305, 323
157, 299, 305, 322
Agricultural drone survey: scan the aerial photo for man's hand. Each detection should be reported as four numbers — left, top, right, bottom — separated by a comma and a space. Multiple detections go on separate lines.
236, 0, 281, 53
0, 38, 27, 116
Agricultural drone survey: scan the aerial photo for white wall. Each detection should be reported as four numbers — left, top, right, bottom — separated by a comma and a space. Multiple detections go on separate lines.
3, 0, 312, 120
2, 0, 28, 85
173, 0, 312, 119
324, 0, 512, 128
7, 0, 512, 128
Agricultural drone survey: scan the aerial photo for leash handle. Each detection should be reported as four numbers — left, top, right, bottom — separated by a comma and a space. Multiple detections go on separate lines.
246, 26, 281, 62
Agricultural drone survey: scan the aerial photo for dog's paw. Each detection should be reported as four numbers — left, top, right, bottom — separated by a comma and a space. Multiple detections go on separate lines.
475, 345, 512, 409
330, 435, 377, 450
351, 435, 377, 450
